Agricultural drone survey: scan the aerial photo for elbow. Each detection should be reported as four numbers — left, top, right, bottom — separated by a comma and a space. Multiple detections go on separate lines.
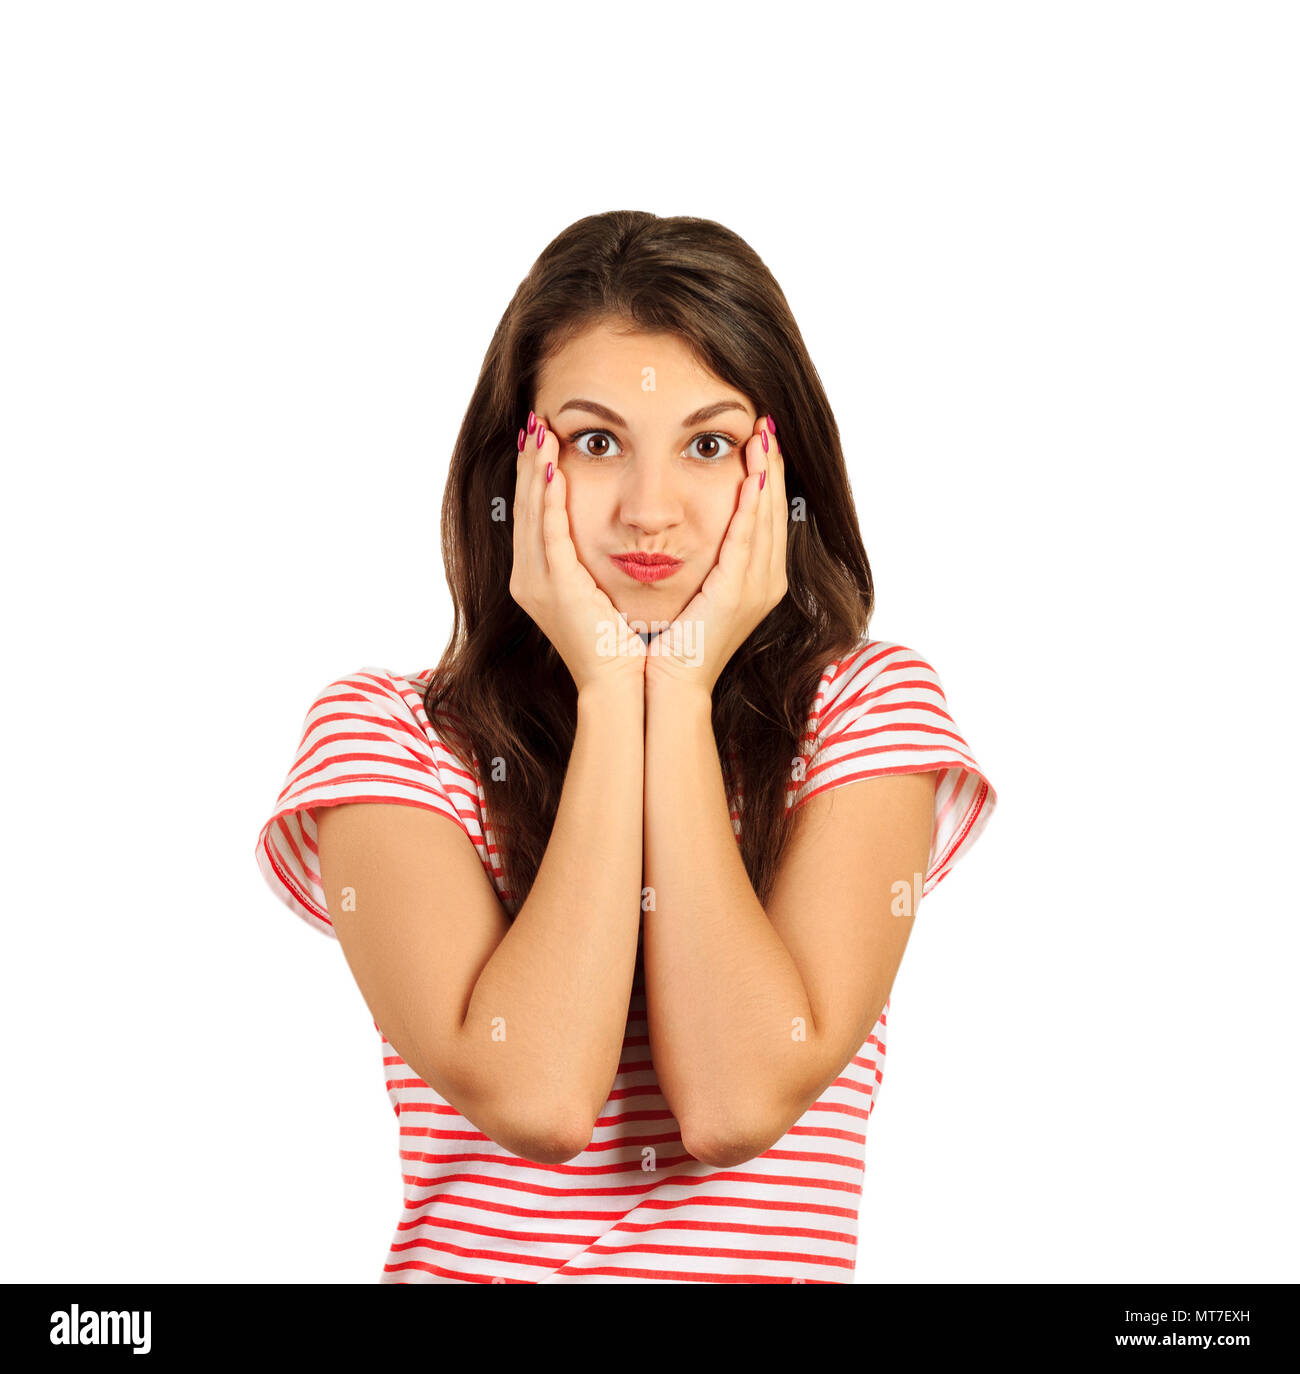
508, 1116, 594, 1166
479, 1097, 595, 1165
680, 1116, 776, 1169
416, 1052, 596, 1165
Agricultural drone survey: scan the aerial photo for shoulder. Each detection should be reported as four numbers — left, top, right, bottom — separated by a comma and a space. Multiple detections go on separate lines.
305, 665, 432, 720
810, 636, 947, 732
256, 665, 482, 936
289, 665, 481, 796
303, 665, 455, 742
794, 634, 997, 892
286, 663, 482, 823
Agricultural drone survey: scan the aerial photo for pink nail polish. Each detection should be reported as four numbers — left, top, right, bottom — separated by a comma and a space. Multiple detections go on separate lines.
527, 411, 536, 433
759, 469, 767, 491
761, 429, 769, 453
517, 428, 526, 452
767, 414, 776, 433
546, 461, 554, 483
537, 424, 546, 448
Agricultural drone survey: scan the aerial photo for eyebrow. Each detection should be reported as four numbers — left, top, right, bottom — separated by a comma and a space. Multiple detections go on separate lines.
554, 398, 749, 428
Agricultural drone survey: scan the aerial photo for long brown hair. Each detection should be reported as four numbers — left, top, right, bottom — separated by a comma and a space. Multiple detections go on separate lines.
424, 210, 873, 911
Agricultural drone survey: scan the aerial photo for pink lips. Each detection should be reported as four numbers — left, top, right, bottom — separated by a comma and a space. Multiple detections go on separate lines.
610, 553, 683, 583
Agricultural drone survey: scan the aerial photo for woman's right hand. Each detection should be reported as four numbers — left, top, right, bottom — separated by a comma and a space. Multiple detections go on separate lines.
509, 413, 647, 697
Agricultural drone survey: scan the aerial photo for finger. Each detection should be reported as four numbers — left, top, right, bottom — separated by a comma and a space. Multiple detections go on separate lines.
513, 409, 540, 581
543, 462, 638, 654
774, 444, 789, 593
540, 460, 581, 580
714, 451, 763, 588
750, 417, 774, 590
524, 415, 554, 578
762, 416, 787, 590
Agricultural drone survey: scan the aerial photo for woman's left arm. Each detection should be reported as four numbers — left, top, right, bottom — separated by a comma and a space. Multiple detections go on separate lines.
642, 675, 935, 1168
640, 415, 935, 1167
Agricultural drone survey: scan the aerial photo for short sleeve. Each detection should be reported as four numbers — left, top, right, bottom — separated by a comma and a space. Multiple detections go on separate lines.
254, 668, 478, 938
793, 639, 997, 896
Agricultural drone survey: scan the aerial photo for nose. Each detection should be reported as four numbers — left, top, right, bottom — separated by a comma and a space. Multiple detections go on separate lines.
616, 451, 685, 534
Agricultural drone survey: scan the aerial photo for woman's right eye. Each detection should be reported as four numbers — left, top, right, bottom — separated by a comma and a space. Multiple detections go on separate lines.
569, 429, 622, 461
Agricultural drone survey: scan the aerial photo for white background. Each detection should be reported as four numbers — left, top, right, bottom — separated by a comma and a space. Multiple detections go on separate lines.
2, 1, 1295, 1284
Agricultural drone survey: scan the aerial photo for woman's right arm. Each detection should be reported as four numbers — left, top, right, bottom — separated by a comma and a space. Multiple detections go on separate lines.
315, 674, 643, 1167
315, 416, 646, 1166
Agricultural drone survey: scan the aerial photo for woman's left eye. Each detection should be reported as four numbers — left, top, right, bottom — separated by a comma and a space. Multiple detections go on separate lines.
686, 433, 740, 463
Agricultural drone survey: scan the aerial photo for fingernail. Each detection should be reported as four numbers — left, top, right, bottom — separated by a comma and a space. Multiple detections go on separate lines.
761, 429, 769, 453
527, 411, 536, 433
546, 461, 554, 483
536, 424, 546, 448
517, 428, 526, 452
767, 414, 776, 433
759, 469, 767, 490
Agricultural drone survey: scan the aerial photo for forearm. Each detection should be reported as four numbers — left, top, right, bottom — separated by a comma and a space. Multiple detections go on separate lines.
458, 677, 644, 1138
641, 679, 819, 1156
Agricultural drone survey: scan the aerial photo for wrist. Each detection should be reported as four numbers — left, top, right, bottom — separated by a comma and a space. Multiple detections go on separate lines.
644, 667, 714, 712
577, 672, 646, 714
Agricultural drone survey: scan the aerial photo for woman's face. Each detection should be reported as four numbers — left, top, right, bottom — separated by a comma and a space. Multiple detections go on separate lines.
532, 319, 755, 629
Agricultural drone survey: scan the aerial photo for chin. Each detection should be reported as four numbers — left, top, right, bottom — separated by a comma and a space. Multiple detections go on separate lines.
617, 598, 686, 633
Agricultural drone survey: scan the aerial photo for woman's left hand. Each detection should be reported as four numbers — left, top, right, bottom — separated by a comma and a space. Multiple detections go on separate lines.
644, 414, 788, 698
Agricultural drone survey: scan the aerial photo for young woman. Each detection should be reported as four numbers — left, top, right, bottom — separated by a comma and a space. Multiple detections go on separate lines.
255, 210, 997, 1284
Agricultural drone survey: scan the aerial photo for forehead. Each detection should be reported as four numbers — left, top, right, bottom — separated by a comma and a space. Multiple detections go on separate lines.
537, 321, 739, 399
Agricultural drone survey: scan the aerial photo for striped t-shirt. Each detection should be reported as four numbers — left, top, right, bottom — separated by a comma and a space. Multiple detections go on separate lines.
254, 636, 996, 1283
